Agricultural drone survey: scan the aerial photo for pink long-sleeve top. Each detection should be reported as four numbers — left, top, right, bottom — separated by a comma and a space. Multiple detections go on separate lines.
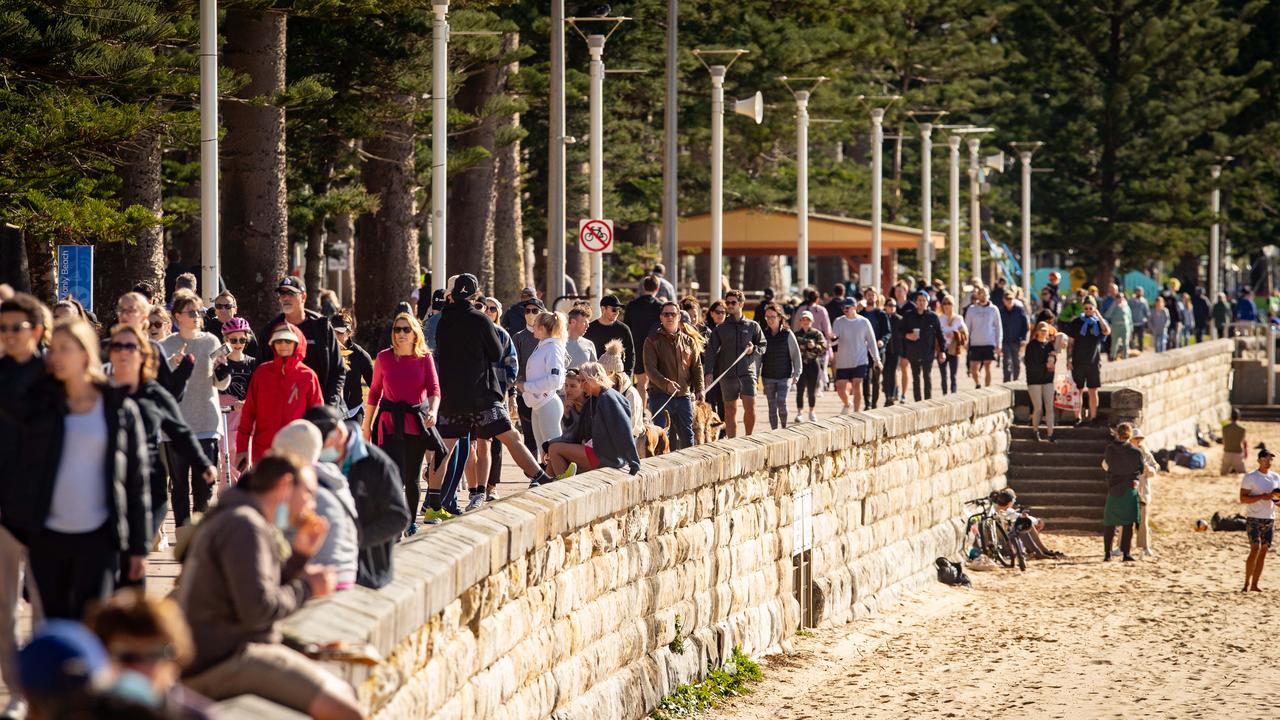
368, 349, 440, 442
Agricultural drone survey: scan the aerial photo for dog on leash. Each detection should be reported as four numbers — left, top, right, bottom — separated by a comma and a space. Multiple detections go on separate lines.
638, 415, 671, 458
692, 400, 724, 445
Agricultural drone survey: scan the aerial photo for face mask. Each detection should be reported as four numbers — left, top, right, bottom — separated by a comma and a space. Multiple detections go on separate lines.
111, 670, 160, 708
319, 447, 340, 463
274, 502, 291, 531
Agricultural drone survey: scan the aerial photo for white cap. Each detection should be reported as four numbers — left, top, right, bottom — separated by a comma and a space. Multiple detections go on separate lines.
269, 326, 297, 344
800, 310, 814, 321
272, 420, 322, 463
1132, 427, 1145, 438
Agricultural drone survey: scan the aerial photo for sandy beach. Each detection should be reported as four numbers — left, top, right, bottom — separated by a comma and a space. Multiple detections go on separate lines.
712, 421, 1280, 720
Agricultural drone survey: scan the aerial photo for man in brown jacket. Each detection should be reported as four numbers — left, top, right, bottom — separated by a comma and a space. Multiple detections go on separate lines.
176, 452, 361, 720
643, 301, 705, 451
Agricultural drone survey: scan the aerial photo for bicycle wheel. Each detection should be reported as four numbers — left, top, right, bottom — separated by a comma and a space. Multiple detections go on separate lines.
963, 516, 981, 555
1004, 526, 1027, 571
981, 518, 1014, 568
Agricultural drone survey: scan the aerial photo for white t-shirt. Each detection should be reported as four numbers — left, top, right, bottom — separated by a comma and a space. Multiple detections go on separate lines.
47, 397, 109, 533
1241, 470, 1280, 520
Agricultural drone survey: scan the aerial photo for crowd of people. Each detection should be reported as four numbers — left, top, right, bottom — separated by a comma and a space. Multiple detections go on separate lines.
0, 258, 1269, 719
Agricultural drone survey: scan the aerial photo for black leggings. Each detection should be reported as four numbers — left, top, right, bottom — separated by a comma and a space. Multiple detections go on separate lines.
29, 524, 118, 620
168, 439, 218, 528
379, 433, 431, 521
486, 438, 504, 490
796, 363, 819, 410
909, 357, 935, 401
864, 362, 881, 408
1104, 524, 1134, 558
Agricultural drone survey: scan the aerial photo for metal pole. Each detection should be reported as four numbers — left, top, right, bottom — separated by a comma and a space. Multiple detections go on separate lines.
661, 0, 678, 296
919, 122, 933, 284
1020, 151, 1033, 303
1210, 164, 1222, 304
948, 135, 961, 301
546, 0, 567, 302
1268, 324, 1275, 405
870, 107, 884, 292
709, 65, 725, 302
588, 35, 606, 315
967, 137, 981, 283
198, 0, 219, 302
431, 1, 449, 294
796, 90, 810, 291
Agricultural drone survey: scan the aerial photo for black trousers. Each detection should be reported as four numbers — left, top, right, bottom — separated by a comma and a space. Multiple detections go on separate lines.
486, 438, 504, 490
863, 362, 881, 409
796, 363, 819, 409
909, 357, 935, 401
120, 467, 170, 590
379, 433, 431, 522
1104, 524, 1134, 558
881, 353, 899, 405
29, 524, 118, 620
168, 439, 218, 528
516, 395, 538, 458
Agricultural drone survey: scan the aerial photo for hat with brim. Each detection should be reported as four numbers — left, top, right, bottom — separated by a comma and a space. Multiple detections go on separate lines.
1260, 448, 1276, 460
1132, 427, 1145, 439
269, 326, 297, 344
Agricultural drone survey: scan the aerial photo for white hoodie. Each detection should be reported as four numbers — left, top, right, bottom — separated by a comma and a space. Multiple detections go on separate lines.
522, 337, 566, 410
964, 302, 1003, 348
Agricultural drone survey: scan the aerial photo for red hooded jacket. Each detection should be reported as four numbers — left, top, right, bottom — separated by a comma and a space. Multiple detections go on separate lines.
237, 323, 323, 462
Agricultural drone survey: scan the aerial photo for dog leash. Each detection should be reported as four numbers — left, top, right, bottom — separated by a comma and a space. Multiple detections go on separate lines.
649, 345, 752, 420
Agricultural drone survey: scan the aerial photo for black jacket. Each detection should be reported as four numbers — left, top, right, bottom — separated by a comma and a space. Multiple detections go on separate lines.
707, 315, 767, 378
105, 338, 193, 402
1192, 295, 1211, 327
0, 352, 48, 538
860, 308, 891, 359
341, 342, 374, 414
127, 381, 212, 473
585, 320, 635, 373
340, 427, 410, 589
897, 309, 946, 362
624, 294, 663, 371
18, 382, 151, 555
258, 310, 346, 410
998, 303, 1030, 346
435, 299, 503, 416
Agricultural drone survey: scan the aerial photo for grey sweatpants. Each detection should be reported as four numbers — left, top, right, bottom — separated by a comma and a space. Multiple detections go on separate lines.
1027, 382, 1056, 434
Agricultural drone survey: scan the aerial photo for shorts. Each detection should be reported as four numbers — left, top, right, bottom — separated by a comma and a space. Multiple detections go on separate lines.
1247, 517, 1274, 546
184, 643, 343, 711
1221, 451, 1247, 475
584, 443, 601, 470
720, 374, 757, 402
437, 404, 514, 440
1072, 363, 1102, 390
969, 345, 996, 363
834, 365, 868, 381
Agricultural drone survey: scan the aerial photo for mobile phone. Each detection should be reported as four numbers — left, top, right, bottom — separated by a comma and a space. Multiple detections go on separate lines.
210, 343, 230, 360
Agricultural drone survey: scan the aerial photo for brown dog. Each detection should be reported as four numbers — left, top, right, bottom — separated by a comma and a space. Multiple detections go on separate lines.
692, 400, 724, 445
638, 420, 670, 459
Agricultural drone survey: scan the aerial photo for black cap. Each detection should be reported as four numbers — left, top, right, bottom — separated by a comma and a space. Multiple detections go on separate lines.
396, 301, 414, 316
452, 273, 479, 300
1259, 447, 1276, 460
303, 405, 344, 440
600, 294, 622, 308
278, 276, 305, 294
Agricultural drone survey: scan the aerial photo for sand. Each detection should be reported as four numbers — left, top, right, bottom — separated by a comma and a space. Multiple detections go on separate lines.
711, 421, 1280, 720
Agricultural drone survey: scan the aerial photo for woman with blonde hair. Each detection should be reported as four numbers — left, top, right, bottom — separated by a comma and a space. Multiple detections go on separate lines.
521, 311, 568, 452
599, 339, 643, 440
1023, 321, 1059, 442
23, 319, 150, 619
545, 361, 640, 477
363, 311, 441, 534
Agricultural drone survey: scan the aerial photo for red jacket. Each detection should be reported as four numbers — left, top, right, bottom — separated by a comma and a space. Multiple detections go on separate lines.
237, 323, 322, 462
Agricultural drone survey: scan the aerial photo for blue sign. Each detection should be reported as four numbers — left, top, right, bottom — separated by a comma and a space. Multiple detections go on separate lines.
56, 245, 93, 313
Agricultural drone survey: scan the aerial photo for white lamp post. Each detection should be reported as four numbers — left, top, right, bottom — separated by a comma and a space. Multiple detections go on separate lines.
1010, 141, 1044, 304
430, 0, 449, 294
546, 0, 566, 302
661, 0, 678, 296
908, 111, 948, 286
856, 96, 901, 292
693, 49, 759, 302
781, 76, 828, 292
967, 137, 981, 282
198, 0, 219, 301
1210, 161, 1231, 305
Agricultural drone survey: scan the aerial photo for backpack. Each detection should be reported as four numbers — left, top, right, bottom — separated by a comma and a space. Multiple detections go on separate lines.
935, 557, 971, 587
1212, 512, 1248, 532
1171, 444, 1206, 469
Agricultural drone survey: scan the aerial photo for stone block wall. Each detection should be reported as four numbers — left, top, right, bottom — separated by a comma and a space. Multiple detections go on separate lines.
1100, 340, 1233, 449
271, 389, 1013, 720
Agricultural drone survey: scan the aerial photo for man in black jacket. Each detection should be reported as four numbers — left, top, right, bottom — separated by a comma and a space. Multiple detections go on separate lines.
624, 276, 664, 406
304, 406, 408, 589
585, 295, 635, 372
898, 290, 946, 401
859, 287, 891, 409
257, 276, 346, 411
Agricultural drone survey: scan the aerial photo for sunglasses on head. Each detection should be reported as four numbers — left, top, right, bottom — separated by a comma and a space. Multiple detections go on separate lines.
0, 322, 31, 333
392, 326, 413, 334
108, 341, 139, 353
214, 303, 235, 310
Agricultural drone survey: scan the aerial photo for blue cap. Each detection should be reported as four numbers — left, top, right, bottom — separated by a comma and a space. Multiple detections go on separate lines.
18, 620, 108, 696
841, 297, 857, 308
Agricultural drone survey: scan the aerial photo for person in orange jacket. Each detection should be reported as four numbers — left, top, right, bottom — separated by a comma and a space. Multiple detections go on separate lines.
234, 323, 322, 468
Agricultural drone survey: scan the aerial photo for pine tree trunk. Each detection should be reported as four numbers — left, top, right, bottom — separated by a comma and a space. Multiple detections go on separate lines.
169, 147, 202, 270
334, 212, 355, 308
744, 256, 780, 295
815, 256, 849, 291
0, 225, 29, 292
729, 256, 745, 292
99, 125, 165, 308
492, 33, 525, 302
221, 8, 288, 324
356, 106, 419, 342
446, 55, 502, 291
305, 207, 326, 311
23, 232, 54, 302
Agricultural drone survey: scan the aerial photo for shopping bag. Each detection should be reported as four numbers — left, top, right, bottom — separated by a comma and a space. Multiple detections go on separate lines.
1053, 376, 1081, 413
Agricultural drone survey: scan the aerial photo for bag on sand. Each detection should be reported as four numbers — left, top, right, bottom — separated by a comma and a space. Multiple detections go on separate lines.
935, 557, 971, 587
1053, 376, 1081, 413
1211, 512, 1248, 532
1171, 444, 1206, 469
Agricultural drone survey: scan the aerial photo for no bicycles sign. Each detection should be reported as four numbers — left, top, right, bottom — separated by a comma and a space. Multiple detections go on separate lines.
579, 218, 614, 254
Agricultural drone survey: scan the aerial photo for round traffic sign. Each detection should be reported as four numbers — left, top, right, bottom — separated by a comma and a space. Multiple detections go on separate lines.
580, 219, 613, 253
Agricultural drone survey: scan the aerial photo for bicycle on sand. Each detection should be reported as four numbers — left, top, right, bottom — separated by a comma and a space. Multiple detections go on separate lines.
963, 493, 1027, 571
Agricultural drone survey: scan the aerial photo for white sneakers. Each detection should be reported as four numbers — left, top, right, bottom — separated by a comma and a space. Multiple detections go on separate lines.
808, 411, 817, 422
840, 404, 852, 415
1142, 548, 1155, 558
2, 698, 28, 720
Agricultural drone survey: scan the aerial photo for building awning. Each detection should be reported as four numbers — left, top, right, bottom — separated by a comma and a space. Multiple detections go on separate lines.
677, 207, 944, 257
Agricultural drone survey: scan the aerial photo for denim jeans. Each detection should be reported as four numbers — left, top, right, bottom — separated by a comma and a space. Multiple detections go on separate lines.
1002, 343, 1022, 382
940, 353, 960, 394
762, 378, 791, 429
648, 391, 694, 451
1154, 333, 1168, 353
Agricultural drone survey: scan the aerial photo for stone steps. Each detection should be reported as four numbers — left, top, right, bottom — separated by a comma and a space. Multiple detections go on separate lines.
1009, 477, 1109, 495
1044, 516, 1106, 533
1011, 424, 1113, 441
1010, 438, 1110, 454
1009, 452, 1101, 468
1007, 464, 1106, 481
1033, 504, 1105, 521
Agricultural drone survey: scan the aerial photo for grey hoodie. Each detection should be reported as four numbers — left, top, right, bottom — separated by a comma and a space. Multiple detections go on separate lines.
312, 462, 360, 587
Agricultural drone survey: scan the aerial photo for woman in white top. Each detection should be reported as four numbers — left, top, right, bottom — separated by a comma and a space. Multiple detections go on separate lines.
521, 311, 568, 452
27, 319, 149, 620
937, 295, 968, 395
159, 290, 230, 527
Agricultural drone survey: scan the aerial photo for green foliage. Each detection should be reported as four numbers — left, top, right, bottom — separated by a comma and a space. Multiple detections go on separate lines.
651, 647, 762, 720
668, 614, 685, 655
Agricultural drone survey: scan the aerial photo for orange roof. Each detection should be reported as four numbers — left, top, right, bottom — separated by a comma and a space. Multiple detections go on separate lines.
677, 207, 944, 256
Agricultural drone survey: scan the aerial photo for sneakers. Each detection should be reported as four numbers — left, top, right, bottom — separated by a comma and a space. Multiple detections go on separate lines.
840, 404, 852, 415
556, 462, 578, 481
2, 698, 27, 720
405, 522, 419, 537
1142, 548, 1155, 558
1110, 548, 1123, 557
465, 493, 485, 513
1122, 555, 1137, 562
486, 491, 499, 502
808, 411, 817, 422
422, 508, 454, 525
1045, 434, 1056, 444
1033, 430, 1042, 442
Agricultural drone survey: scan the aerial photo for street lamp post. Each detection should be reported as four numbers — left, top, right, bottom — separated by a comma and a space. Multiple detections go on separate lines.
908, 111, 948, 287
947, 135, 961, 301
588, 34, 606, 313
430, 0, 449, 295
1010, 141, 1044, 304
545, 0, 567, 303
1210, 164, 1223, 304
968, 137, 981, 283
781, 76, 828, 292
661, 0, 678, 296
857, 96, 900, 292
198, 0, 218, 302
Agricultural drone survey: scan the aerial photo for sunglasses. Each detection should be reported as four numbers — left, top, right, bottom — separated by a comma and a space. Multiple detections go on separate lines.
227, 337, 248, 345
710, 308, 726, 314
524, 308, 541, 315
392, 326, 414, 334
111, 645, 175, 665
0, 322, 31, 333
660, 312, 679, 318
277, 290, 299, 298
149, 320, 166, 329
108, 341, 140, 353
181, 310, 201, 318
485, 306, 499, 313
214, 303, 235, 310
